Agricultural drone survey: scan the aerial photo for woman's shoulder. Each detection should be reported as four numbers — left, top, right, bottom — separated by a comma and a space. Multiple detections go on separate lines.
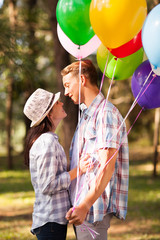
32, 132, 58, 150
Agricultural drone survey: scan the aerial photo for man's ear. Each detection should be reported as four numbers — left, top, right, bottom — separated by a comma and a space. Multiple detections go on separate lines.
81, 74, 86, 86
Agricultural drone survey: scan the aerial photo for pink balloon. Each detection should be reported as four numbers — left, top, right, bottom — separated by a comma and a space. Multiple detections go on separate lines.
57, 24, 101, 59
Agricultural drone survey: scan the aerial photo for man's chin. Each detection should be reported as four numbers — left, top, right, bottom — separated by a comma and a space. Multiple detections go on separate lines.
71, 98, 79, 104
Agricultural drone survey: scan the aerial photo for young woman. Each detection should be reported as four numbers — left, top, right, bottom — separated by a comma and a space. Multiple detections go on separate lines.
23, 88, 90, 240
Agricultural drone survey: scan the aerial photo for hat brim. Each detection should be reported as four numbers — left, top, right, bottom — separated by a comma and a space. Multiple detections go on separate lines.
30, 92, 61, 127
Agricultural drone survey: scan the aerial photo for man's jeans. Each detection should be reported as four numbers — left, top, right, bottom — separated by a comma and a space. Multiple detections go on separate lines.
32, 222, 67, 240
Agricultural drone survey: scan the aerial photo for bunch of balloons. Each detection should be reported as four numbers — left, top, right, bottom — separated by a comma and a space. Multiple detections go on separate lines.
56, 0, 160, 109
94, 0, 147, 81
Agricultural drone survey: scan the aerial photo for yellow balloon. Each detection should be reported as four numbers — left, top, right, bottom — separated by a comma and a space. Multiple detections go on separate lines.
90, 0, 147, 48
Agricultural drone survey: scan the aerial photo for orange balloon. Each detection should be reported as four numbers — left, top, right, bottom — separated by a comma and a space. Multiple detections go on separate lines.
90, 0, 147, 48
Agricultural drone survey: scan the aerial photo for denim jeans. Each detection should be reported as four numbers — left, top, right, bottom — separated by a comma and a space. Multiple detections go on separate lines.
32, 222, 67, 240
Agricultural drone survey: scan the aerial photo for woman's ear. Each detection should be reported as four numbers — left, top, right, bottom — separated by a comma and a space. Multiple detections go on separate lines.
47, 112, 52, 122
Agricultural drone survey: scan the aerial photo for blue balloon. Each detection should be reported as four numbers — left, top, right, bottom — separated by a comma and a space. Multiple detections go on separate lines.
142, 4, 160, 68
0, 0, 4, 8
131, 60, 160, 109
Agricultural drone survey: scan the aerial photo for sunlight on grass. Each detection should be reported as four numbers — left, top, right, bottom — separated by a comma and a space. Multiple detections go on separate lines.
0, 148, 160, 240
0, 191, 34, 208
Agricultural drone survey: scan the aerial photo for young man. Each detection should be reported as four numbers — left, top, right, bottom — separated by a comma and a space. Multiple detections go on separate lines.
61, 60, 129, 240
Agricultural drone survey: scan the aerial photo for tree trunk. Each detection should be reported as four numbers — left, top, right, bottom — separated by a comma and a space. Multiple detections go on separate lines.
6, 0, 17, 169
6, 75, 14, 169
147, 1, 160, 177
46, 0, 78, 160
153, 108, 160, 177
23, 0, 38, 135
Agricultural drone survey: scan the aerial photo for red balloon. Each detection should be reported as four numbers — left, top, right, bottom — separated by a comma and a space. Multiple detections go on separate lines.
108, 30, 142, 58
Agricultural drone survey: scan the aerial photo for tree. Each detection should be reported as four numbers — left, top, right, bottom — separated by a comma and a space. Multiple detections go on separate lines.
147, 0, 160, 176
46, 0, 78, 160
5, 0, 17, 169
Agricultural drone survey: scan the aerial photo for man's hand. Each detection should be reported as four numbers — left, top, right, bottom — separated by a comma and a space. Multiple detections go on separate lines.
66, 204, 89, 226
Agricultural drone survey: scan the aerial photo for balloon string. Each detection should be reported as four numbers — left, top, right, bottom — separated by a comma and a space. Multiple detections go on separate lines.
73, 70, 156, 207
99, 52, 110, 93
92, 71, 156, 178
81, 223, 100, 239
74, 58, 82, 208
106, 57, 117, 101
102, 69, 155, 149
73, 105, 143, 210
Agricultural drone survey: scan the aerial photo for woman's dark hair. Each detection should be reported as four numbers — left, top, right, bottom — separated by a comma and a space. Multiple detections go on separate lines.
24, 116, 53, 167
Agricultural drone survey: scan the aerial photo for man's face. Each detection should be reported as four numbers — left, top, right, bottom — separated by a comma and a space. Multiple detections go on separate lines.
62, 73, 80, 104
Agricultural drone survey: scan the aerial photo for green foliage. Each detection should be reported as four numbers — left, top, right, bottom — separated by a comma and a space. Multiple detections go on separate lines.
0, 0, 58, 153
0, 0, 159, 163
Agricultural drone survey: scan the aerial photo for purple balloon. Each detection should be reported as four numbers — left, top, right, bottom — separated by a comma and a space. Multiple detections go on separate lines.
131, 60, 160, 109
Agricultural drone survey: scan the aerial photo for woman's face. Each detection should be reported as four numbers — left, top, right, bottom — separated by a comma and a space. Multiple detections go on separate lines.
50, 101, 67, 121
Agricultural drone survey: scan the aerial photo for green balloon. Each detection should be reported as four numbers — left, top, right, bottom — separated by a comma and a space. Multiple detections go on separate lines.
56, 0, 95, 46
107, 48, 144, 80
97, 44, 144, 81
97, 44, 113, 74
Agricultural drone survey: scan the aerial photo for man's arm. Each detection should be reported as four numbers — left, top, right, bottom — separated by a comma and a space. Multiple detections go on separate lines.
66, 148, 118, 225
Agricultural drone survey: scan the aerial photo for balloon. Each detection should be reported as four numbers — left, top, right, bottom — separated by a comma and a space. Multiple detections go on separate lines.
56, 0, 94, 46
131, 60, 160, 109
108, 30, 142, 58
90, 0, 147, 48
107, 48, 144, 80
97, 44, 113, 74
97, 44, 144, 80
57, 24, 101, 59
0, 0, 4, 8
142, 4, 160, 69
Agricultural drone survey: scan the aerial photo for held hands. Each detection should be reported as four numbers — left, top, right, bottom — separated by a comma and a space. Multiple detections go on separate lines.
66, 203, 89, 226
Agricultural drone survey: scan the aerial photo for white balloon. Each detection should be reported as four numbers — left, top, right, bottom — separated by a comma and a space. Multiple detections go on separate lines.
57, 24, 101, 59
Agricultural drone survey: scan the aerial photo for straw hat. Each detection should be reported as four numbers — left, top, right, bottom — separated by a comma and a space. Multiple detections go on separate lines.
23, 88, 60, 127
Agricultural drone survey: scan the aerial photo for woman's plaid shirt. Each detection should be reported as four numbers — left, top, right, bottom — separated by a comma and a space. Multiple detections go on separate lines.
29, 132, 71, 231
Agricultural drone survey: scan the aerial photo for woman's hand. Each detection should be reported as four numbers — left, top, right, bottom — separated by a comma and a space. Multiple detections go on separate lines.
79, 154, 93, 175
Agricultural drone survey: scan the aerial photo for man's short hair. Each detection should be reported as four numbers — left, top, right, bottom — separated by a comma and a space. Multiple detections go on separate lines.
61, 59, 98, 86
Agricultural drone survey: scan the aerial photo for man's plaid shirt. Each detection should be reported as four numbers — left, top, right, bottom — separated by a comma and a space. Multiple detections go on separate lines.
69, 93, 129, 223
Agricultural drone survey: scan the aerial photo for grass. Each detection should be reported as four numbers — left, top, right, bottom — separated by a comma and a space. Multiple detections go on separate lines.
0, 146, 160, 240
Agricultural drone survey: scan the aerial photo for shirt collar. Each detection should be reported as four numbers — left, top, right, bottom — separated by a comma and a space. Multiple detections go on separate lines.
80, 92, 105, 117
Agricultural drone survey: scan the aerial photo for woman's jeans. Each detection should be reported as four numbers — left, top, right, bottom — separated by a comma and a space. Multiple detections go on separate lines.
32, 222, 67, 240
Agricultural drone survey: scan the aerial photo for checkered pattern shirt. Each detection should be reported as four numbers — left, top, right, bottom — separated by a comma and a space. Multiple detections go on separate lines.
69, 93, 129, 223
29, 132, 71, 231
